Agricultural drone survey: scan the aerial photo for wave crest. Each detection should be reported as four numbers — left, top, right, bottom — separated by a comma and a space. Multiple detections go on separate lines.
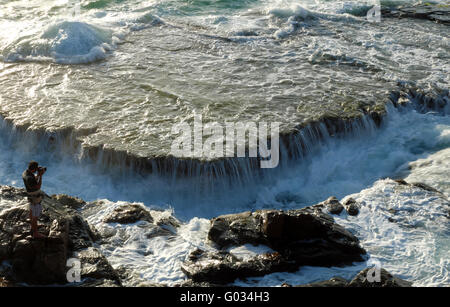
2, 21, 118, 64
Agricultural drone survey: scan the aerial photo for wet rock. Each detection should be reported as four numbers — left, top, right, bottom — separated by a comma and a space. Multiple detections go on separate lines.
77, 247, 121, 286
411, 182, 442, 194
0, 277, 12, 287
394, 179, 444, 195
0, 186, 116, 286
296, 277, 349, 287
324, 196, 344, 215
382, 4, 450, 25
184, 207, 366, 283
181, 249, 296, 284
394, 179, 409, 186
344, 198, 359, 216
208, 211, 265, 248
156, 215, 181, 229
103, 204, 153, 224
51, 194, 86, 210
348, 268, 413, 287
291, 268, 412, 287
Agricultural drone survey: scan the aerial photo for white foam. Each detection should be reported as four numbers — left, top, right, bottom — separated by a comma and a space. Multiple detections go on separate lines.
82, 199, 211, 286
228, 244, 275, 261
2, 21, 120, 64
234, 178, 449, 287
406, 148, 450, 197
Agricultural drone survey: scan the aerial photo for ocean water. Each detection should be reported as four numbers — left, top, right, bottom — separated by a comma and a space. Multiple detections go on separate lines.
0, 0, 449, 286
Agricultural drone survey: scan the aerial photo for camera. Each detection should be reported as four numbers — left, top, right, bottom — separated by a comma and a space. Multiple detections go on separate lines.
38, 166, 47, 173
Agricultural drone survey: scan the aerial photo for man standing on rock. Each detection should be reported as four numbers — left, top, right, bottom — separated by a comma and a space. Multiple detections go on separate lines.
22, 161, 47, 238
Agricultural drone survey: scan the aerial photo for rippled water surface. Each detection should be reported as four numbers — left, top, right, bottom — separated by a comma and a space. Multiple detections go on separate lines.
0, 0, 448, 157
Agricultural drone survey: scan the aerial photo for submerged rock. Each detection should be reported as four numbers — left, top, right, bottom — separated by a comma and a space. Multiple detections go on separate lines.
183, 207, 366, 283
103, 204, 153, 224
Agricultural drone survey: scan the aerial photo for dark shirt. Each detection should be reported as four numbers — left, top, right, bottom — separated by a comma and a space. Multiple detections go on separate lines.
22, 170, 38, 193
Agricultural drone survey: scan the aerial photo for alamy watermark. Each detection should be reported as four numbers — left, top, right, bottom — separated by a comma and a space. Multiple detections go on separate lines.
66, 258, 81, 283
170, 115, 280, 168
366, 259, 382, 283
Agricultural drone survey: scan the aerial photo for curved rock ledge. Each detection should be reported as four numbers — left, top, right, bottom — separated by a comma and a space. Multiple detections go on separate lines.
1, 87, 447, 181
382, 4, 450, 25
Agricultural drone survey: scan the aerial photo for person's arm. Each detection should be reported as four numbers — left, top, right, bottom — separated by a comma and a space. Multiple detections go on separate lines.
30, 172, 43, 191
35, 173, 42, 190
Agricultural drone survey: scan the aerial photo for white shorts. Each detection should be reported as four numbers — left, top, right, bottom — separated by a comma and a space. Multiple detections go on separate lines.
29, 202, 42, 218
27, 190, 43, 218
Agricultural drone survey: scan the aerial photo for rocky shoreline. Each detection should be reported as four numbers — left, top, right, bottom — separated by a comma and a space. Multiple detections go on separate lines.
0, 181, 435, 287
382, 3, 450, 25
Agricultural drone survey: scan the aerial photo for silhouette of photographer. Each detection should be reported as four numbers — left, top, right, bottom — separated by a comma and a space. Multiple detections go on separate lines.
22, 161, 47, 238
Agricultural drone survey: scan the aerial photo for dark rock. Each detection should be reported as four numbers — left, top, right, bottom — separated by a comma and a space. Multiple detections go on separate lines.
394, 179, 409, 185
156, 215, 181, 229
291, 268, 412, 287
208, 211, 265, 248
184, 207, 366, 283
176, 280, 226, 287
77, 247, 121, 286
382, 4, 450, 24
344, 198, 360, 216
51, 194, 86, 210
103, 204, 153, 224
296, 277, 348, 287
324, 196, 344, 215
0, 185, 117, 286
181, 249, 297, 284
411, 182, 442, 194
348, 268, 413, 287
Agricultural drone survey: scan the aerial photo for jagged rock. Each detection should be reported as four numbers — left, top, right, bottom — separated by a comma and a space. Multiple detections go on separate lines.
51, 194, 86, 210
324, 196, 344, 215
103, 204, 153, 224
348, 268, 413, 287
208, 211, 264, 248
344, 198, 359, 216
156, 215, 181, 229
394, 179, 409, 185
181, 249, 297, 284
295, 277, 349, 287
76, 247, 121, 286
0, 186, 116, 286
411, 182, 442, 194
176, 280, 223, 287
183, 207, 366, 283
290, 268, 412, 287
382, 4, 450, 24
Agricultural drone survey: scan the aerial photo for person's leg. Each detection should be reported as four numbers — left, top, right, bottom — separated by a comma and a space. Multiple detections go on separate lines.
30, 204, 45, 238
